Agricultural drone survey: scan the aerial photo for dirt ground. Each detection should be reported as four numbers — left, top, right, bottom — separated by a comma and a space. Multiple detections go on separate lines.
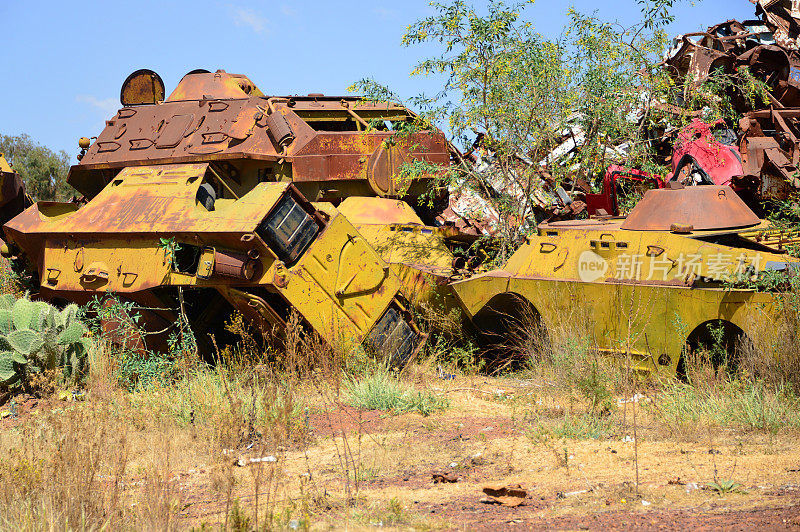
4, 376, 800, 530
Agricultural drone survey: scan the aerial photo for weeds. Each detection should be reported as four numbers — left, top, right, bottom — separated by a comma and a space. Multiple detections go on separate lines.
115, 349, 180, 392
707, 479, 746, 495
345, 371, 448, 416
653, 379, 800, 433
551, 413, 616, 440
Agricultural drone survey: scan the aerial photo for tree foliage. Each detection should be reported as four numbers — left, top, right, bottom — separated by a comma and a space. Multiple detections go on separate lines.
0, 134, 74, 201
351, 0, 681, 261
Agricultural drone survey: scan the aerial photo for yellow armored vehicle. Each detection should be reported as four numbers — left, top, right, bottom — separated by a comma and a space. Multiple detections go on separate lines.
452, 184, 800, 375
335, 197, 480, 316
1, 70, 435, 362
4, 163, 422, 362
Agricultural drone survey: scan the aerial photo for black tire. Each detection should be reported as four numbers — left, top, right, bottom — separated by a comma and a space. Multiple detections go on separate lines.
196, 183, 216, 211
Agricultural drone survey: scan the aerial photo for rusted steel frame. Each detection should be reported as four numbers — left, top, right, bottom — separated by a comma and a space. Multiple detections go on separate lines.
340, 101, 370, 130
207, 164, 240, 199
715, 31, 768, 41
746, 110, 800, 155
749, 109, 800, 118
766, 91, 786, 108
681, 30, 766, 42
265, 97, 291, 114
764, 148, 800, 184
771, 108, 799, 144
675, 32, 714, 41
73, 152, 281, 172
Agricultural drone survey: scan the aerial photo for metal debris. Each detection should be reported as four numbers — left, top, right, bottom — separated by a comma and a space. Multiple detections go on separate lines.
236, 455, 277, 467
432, 472, 458, 483
655, 4, 800, 206
480, 483, 527, 506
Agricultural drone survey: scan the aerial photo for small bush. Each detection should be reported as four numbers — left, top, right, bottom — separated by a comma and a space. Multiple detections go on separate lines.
115, 349, 179, 392
550, 413, 616, 440
345, 372, 447, 416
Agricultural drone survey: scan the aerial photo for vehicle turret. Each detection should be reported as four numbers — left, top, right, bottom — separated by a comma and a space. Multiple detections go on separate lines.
70, 69, 450, 221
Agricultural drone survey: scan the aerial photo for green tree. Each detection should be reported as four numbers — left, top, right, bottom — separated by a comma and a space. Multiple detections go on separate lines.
352, 0, 676, 262
0, 134, 74, 201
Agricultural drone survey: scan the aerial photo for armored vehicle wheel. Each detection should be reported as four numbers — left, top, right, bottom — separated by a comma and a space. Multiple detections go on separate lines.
196, 183, 216, 211
678, 320, 750, 380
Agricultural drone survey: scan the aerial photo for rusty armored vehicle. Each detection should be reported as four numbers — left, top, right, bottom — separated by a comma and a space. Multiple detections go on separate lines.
452, 184, 800, 375
69, 69, 450, 217
0, 69, 456, 361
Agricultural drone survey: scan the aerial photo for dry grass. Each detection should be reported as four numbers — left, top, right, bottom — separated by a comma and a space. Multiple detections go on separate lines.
739, 289, 800, 393
3, 350, 800, 529
2, 284, 800, 529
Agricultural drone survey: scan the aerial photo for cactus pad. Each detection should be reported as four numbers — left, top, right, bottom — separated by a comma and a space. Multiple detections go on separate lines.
8, 328, 44, 355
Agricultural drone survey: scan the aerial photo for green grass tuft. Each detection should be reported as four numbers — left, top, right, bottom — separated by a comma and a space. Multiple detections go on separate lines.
652, 379, 800, 434
345, 372, 447, 416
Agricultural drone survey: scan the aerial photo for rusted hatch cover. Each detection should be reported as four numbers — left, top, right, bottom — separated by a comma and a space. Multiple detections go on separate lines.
156, 115, 194, 148
620, 185, 761, 231
120, 69, 165, 106
368, 141, 410, 196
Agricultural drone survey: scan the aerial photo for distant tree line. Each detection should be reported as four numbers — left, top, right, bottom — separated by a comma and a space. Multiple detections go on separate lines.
0, 134, 74, 201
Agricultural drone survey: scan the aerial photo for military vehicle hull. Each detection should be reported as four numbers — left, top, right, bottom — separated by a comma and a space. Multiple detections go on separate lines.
452, 185, 800, 375
0, 69, 468, 362
4, 162, 423, 362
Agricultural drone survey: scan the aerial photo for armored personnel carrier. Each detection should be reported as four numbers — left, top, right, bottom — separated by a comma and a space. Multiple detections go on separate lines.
452, 184, 800, 375
1, 70, 445, 361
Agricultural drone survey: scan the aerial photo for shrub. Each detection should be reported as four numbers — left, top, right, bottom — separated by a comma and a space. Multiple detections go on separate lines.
345, 371, 447, 416
114, 349, 179, 392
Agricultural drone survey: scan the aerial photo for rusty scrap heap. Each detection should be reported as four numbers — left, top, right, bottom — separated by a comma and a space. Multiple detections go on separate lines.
448, 0, 800, 230
659, 0, 800, 207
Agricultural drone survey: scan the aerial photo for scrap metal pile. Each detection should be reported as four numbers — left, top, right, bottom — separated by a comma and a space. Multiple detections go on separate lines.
443, 0, 800, 231
661, 0, 800, 209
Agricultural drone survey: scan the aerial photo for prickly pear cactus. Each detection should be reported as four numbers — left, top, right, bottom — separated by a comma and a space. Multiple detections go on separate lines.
0, 296, 91, 390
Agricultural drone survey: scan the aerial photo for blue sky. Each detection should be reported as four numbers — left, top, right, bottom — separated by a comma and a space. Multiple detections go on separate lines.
0, 0, 755, 158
